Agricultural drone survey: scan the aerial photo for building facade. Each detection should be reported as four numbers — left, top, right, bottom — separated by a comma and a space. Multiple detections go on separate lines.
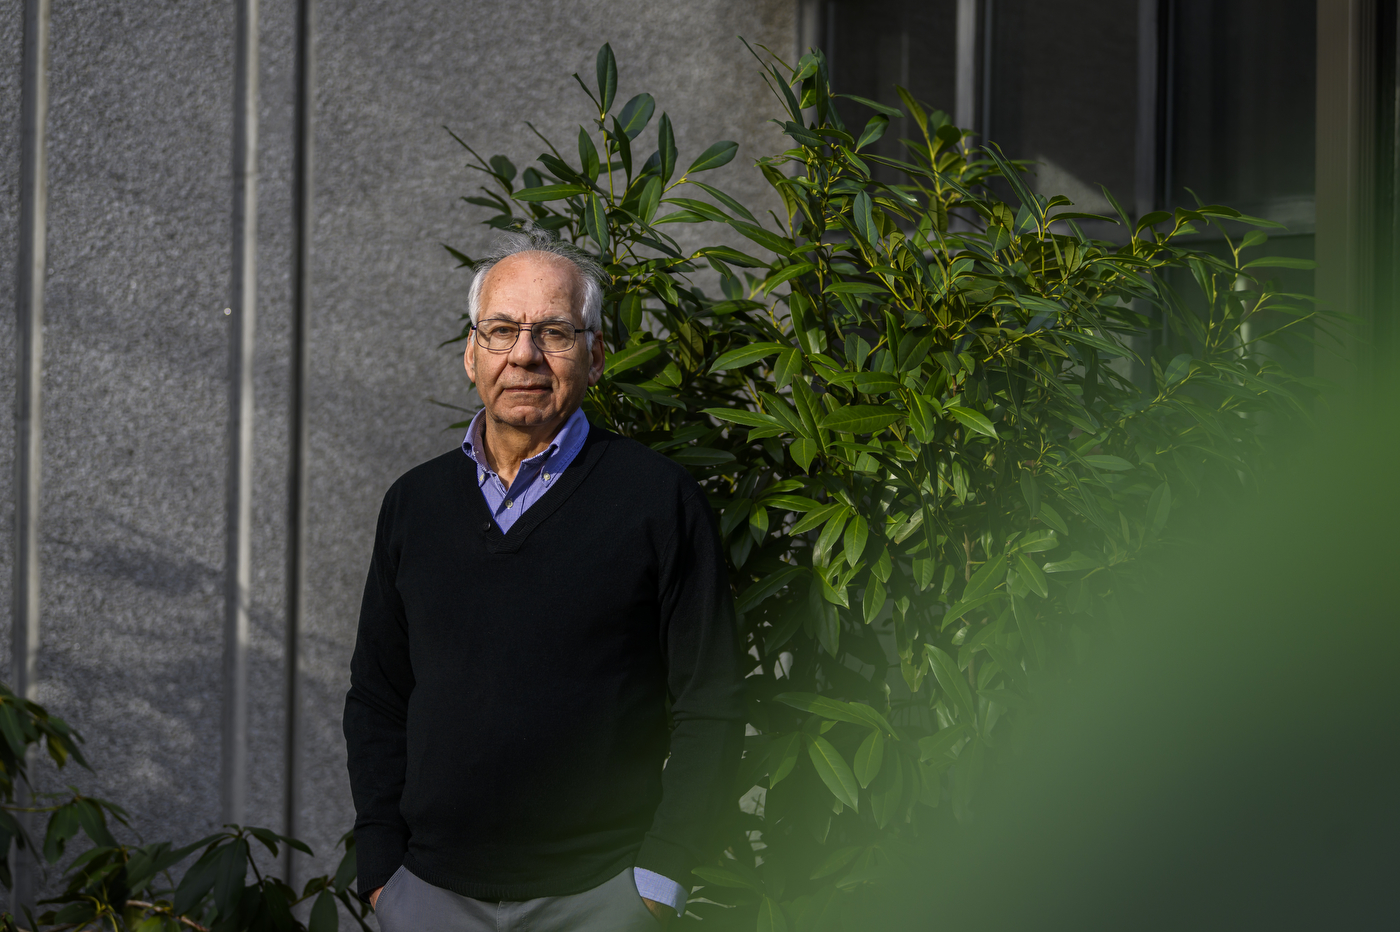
1, 0, 1390, 914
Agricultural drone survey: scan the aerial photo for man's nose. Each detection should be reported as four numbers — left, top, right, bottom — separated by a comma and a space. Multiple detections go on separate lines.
508, 326, 545, 365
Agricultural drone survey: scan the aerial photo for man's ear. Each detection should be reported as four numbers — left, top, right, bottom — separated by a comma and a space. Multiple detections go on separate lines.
464, 339, 476, 383
586, 331, 606, 386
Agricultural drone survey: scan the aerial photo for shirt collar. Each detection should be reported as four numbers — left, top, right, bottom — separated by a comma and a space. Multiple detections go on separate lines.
461, 406, 590, 484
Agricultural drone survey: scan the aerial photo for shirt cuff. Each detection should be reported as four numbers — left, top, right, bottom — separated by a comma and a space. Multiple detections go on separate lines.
633, 867, 687, 916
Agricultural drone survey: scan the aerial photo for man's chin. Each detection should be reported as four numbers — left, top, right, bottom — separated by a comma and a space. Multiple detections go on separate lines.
489, 404, 561, 428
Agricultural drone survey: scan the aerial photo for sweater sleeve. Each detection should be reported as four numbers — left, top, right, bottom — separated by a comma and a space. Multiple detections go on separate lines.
635, 484, 747, 886
342, 488, 416, 898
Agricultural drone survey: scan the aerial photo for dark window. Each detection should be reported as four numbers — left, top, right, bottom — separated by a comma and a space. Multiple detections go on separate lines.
989, 0, 1139, 215
823, 0, 960, 183
1167, 0, 1317, 227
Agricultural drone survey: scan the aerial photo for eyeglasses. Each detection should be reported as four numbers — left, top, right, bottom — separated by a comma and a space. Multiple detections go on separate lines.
471, 318, 590, 354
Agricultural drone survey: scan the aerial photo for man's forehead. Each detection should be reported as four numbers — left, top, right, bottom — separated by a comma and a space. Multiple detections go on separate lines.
480, 253, 583, 316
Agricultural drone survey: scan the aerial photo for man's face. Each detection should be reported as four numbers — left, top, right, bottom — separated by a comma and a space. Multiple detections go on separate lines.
464, 252, 605, 433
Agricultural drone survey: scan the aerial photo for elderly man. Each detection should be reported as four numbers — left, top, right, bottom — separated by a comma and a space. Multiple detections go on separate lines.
343, 230, 745, 931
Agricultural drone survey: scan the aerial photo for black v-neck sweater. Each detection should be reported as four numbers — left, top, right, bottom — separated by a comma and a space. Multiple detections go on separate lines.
343, 426, 745, 901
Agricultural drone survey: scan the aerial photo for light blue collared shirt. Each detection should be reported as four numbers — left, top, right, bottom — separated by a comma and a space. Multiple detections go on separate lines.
459, 406, 687, 915
461, 407, 589, 533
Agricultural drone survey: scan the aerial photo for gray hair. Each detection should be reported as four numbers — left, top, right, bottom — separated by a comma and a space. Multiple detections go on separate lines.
466, 228, 606, 332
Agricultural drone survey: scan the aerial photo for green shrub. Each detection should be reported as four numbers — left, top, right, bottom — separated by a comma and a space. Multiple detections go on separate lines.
0, 682, 367, 931
447, 43, 1319, 930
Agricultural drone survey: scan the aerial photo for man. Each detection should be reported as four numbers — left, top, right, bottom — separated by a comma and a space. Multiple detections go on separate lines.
343, 229, 745, 931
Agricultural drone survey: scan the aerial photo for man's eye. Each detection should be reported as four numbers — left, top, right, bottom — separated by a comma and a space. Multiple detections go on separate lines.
484, 324, 517, 337
539, 326, 568, 340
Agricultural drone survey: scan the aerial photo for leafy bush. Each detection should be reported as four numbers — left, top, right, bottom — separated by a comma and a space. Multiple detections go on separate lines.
447, 42, 1318, 930
0, 683, 368, 931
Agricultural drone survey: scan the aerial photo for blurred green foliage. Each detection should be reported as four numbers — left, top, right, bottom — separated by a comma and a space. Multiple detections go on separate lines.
0, 683, 369, 930
447, 43, 1323, 930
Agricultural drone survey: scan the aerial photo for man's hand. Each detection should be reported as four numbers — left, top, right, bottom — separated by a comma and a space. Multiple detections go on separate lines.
641, 897, 673, 926
368, 886, 383, 910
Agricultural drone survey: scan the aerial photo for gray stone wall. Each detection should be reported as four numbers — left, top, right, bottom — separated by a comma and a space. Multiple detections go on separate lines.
1, 0, 794, 904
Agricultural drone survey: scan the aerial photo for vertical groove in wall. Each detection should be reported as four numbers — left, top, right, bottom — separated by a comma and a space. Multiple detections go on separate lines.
10, 0, 51, 909
223, 0, 259, 826
284, 0, 316, 882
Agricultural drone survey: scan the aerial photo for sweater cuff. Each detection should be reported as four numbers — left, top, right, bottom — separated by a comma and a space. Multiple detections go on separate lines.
353, 824, 409, 900
634, 834, 695, 890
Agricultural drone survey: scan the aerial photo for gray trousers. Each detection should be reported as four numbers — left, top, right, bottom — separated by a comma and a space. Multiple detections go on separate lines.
374, 865, 662, 932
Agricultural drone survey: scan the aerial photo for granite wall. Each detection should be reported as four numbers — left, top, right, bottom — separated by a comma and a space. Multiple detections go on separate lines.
0, 0, 795, 906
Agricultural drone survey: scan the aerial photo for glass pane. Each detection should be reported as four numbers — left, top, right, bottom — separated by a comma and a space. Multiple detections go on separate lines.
989, 0, 1139, 216
824, 0, 960, 182
1169, 0, 1316, 227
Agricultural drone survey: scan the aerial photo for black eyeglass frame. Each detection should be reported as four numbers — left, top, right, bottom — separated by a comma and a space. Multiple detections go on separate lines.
469, 318, 593, 354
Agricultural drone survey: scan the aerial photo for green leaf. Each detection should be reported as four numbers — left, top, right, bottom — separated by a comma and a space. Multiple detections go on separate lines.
704, 407, 784, 430
946, 405, 998, 439
790, 502, 847, 536
1164, 352, 1192, 385
1043, 551, 1099, 573
819, 404, 902, 434
760, 261, 816, 295
309, 890, 339, 932
584, 193, 608, 252
686, 141, 739, 174
926, 644, 977, 722
709, 342, 788, 372
638, 175, 662, 224
670, 447, 736, 466
332, 845, 358, 893
596, 43, 617, 114
577, 127, 600, 182
853, 191, 878, 244
1015, 530, 1060, 553
962, 553, 1008, 602
838, 93, 904, 117
757, 895, 789, 932
692, 866, 759, 890
512, 183, 589, 202
73, 798, 116, 848
730, 220, 795, 256
805, 734, 860, 810
1243, 256, 1316, 270
809, 845, 863, 879
1148, 482, 1173, 534
768, 732, 802, 786
694, 244, 768, 268
854, 730, 884, 787
774, 347, 803, 389
616, 93, 655, 139
824, 281, 888, 295
658, 113, 677, 184
862, 575, 887, 624
688, 180, 761, 225
1083, 455, 1134, 471
735, 566, 805, 614
1014, 552, 1049, 598
843, 515, 869, 566
855, 114, 890, 150
855, 371, 901, 394
1039, 502, 1070, 535
212, 838, 249, 919
790, 437, 819, 471
776, 692, 877, 730
604, 340, 662, 376
918, 722, 970, 761
1020, 471, 1041, 514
